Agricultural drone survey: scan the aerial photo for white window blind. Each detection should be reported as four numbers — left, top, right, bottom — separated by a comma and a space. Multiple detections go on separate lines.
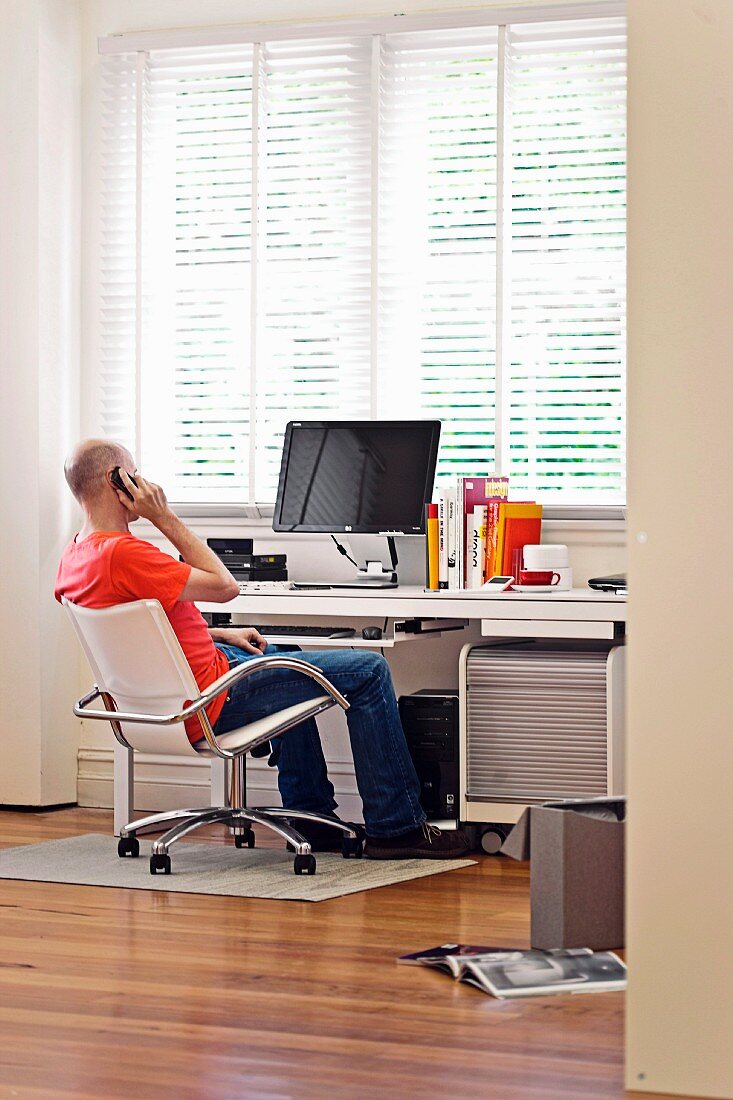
378, 28, 499, 480
257, 38, 373, 494
506, 18, 626, 501
98, 10, 626, 507
100, 54, 138, 449
142, 45, 254, 502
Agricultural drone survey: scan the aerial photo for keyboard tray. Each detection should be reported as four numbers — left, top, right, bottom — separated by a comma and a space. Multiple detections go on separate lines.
256, 625, 356, 639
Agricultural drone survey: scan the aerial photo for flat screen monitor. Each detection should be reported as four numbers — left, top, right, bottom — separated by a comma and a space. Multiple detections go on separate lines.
273, 420, 441, 534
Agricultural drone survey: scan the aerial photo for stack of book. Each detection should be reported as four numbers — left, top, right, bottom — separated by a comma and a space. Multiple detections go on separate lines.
425, 477, 542, 590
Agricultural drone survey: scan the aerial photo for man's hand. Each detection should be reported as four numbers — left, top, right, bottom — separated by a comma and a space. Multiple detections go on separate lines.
113, 470, 238, 603
115, 469, 173, 527
209, 626, 267, 655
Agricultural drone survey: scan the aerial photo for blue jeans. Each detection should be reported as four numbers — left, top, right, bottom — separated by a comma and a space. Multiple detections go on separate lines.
213, 644, 426, 838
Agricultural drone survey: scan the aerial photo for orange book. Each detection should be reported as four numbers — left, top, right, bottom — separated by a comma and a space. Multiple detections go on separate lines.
483, 500, 502, 579
500, 504, 543, 575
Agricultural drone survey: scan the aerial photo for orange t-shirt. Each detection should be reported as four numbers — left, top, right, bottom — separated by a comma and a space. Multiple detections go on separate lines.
55, 531, 230, 739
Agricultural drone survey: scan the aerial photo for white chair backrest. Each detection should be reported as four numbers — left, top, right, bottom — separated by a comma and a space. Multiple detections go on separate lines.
64, 598, 204, 757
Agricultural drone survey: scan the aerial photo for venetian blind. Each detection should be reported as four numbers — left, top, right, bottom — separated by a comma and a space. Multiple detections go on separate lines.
378, 28, 499, 482
255, 38, 373, 495
506, 17, 626, 502
141, 45, 254, 502
97, 11, 626, 507
100, 53, 138, 449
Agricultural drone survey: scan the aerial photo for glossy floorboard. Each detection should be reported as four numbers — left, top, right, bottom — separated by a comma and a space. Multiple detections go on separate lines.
0, 807, 627, 1099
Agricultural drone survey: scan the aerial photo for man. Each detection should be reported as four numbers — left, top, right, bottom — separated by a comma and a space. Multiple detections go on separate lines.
56, 439, 471, 859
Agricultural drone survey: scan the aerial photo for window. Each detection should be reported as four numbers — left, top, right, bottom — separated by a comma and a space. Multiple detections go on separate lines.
99, 10, 626, 507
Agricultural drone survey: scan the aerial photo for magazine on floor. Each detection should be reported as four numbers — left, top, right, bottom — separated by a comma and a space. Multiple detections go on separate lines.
398, 945, 626, 997
397, 944, 509, 973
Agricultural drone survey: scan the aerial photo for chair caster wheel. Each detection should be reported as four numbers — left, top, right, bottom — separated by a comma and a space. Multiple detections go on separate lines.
293, 854, 317, 876
150, 853, 172, 875
234, 828, 255, 849
480, 824, 509, 855
118, 836, 140, 858
341, 836, 364, 859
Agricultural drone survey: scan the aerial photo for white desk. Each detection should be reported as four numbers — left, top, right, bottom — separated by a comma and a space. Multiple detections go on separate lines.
114, 586, 626, 834
200, 585, 628, 839
201, 585, 626, 642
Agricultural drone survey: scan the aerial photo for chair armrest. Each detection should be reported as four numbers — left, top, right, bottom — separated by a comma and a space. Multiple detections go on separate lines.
200, 653, 350, 711
74, 654, 349, 727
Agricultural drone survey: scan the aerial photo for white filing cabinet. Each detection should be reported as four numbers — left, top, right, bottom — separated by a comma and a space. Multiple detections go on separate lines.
459, 640, 626, 851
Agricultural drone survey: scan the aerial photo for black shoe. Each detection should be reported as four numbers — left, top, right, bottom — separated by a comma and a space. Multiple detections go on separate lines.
284, 815, 362, 853
364, 823, 472, 860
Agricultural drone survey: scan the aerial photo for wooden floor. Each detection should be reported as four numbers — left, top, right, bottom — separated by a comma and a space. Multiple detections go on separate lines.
0, 807, 626, 1100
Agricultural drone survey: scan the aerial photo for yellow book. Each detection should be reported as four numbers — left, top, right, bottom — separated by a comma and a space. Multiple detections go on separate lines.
426, 503, 440, 590
493, 502, 509, 579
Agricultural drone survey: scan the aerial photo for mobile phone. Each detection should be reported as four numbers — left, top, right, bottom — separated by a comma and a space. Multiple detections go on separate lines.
111, 466, 138, 501
482, 575, 515, 591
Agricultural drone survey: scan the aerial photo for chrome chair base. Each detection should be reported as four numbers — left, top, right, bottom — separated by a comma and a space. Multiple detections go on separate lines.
119, 805, 364, 876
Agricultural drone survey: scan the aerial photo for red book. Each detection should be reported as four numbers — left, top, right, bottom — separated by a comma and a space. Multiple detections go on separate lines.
461, 477, 509, 585
500, 504, 543, 575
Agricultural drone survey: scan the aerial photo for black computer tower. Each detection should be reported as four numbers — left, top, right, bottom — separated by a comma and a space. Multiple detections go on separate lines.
398, 689, 459, 820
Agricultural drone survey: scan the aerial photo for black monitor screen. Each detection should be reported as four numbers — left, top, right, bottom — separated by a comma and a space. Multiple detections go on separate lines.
273, 421, 441, 534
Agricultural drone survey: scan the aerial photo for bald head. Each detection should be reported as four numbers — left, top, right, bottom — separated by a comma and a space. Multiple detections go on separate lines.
64, 439, 134, 504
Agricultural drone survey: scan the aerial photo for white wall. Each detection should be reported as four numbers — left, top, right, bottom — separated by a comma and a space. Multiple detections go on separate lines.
626, 2, 733, 1097
0, 0, 81, 806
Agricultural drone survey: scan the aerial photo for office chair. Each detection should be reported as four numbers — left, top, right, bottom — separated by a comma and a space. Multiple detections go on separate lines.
64, 598, 363, 876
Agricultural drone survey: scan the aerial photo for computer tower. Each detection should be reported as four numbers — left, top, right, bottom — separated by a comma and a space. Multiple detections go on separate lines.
398, 689, 459, 820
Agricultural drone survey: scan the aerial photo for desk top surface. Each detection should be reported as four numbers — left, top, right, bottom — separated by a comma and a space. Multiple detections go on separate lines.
200, 585, 626, 622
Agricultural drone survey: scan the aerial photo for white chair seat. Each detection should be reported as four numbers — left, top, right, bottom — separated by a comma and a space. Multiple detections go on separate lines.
199, 696, 332, 755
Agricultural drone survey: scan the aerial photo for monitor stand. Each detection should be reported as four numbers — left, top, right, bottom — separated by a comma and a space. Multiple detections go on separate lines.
331, 565, 398, 589
329, 535, 399, 589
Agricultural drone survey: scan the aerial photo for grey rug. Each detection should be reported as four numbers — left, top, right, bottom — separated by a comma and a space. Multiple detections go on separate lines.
0, 834, 474, 902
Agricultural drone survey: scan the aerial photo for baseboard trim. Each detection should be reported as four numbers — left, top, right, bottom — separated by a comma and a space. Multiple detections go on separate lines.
0, 802, 78, 813
77, 746, 363, 819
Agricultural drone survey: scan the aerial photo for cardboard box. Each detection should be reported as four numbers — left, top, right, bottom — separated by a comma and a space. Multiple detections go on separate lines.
501, 797, 625, 951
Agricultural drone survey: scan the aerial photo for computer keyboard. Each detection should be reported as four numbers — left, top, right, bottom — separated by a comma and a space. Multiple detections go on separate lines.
256, 625, 356, 639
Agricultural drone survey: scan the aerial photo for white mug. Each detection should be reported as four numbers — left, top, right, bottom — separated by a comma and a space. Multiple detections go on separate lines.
522, 545, 572, 591
523, 543, 569, 570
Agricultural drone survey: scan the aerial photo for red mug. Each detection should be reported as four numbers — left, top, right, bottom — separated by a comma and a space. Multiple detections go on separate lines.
517, 569, 561, 586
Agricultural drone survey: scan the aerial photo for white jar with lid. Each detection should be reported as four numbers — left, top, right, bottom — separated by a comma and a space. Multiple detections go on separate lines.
522, 544, 573, 590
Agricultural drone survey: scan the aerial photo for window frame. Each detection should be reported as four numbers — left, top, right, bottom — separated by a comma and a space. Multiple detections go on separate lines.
98, 1, 626, 522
